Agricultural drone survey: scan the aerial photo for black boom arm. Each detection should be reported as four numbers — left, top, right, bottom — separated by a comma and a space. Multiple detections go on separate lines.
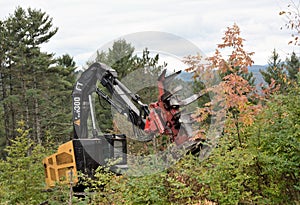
72, 62, 146, 139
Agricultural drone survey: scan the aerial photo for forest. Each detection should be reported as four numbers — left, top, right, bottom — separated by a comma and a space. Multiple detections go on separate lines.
0, 5, 299, 205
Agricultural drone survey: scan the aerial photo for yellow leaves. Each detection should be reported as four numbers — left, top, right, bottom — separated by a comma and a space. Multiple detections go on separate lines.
17, 120, 25, 129
193, 199, 217, 205
217, 72, 261, 133
204, 102, 212, 107
16, 128, 23, 134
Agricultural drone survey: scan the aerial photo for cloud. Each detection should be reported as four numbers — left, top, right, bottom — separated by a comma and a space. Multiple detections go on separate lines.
1, 0, 297, 67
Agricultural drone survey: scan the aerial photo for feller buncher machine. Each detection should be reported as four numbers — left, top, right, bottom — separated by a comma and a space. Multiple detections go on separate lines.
43, 62, 204, 189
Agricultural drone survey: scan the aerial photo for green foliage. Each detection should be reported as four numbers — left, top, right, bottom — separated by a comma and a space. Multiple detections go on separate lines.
0, 106, 5, 157
285, 51, 300, 81
82, 84, 299, 205
1, 6, 299, 204
0, 7, 76, 145
255, 89, 300, 202
0, 7, 77, 198
0, 121, 86, 205
45, 54, 77, 142
73, 164, 120, 204
181, 85, 300, 204
86, 39, 135, 78
107, 39, 136, 78
82, 169, 169, 205
120, 173, 168, 205
260, 49, 289, 93
131, 48, 165, 104
0, 121, 47, 204
45, 184, 90, 205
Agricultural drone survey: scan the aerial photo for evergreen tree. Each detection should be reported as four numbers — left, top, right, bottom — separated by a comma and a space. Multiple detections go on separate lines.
90, 40, 137, 133
42, 54, 77, 143
107, 39, 135, 78
0, 20, 6, 157
0, 121, 47, 204
260, 49, 288, 92
85, 50, 107, 68
57, 53, 76, 68
0, 7, 76, 146
285, 51, 300, 81
0, 7, 59, 144
130, 48, 165, 104
87, 39, 135, 78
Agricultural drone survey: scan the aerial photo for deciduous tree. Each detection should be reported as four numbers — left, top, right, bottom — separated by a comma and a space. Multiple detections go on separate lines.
185, 24, 260, 142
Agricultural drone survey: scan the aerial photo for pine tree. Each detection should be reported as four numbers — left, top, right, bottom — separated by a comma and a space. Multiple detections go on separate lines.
107, 39, 135, 78
91, 40, 137, 132
285, 51, 300, 81
41, 54, 76, 143
0, 20, 7, 156
260, 49, 288, 92
0, 121, 47, 204
0, 7, 78, 146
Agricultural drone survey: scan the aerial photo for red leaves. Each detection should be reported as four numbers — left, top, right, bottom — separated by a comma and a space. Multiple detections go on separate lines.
183, 24, 262, 139
183, 53, 205, 73
220, 73, 261, 129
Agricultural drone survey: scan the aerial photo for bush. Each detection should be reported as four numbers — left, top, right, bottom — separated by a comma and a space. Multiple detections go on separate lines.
189, 87, 300, 204
0, 121, 48, 204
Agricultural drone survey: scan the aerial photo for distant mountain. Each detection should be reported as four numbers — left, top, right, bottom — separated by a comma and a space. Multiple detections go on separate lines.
249, 65, 267, 87
175, 65, 268, 86
176, 70, 193, 82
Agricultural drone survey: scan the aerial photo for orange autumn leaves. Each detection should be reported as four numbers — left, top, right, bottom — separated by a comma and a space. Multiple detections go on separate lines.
184, 24, 263, 140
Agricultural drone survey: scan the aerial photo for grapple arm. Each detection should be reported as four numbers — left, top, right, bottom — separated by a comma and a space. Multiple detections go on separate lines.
72, 62, 203, 145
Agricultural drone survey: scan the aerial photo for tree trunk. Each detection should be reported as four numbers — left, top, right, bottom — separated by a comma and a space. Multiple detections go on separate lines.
0, 72, 11, 146
34, 75, 41, 144
9, 70, 16, 140
34, 98, 41, 144
21, 78, 30, 129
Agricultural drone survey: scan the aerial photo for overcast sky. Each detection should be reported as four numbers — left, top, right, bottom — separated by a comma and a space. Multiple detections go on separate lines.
1, 0, 299, 69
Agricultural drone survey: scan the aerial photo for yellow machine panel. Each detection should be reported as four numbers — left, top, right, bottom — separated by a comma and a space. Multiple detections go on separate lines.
43, 136, 127, 189
43, 141, 78, 189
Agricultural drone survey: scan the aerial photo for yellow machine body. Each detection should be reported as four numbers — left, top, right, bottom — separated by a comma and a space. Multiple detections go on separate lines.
43, 135, 127, 189
43, 141, 78, 189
